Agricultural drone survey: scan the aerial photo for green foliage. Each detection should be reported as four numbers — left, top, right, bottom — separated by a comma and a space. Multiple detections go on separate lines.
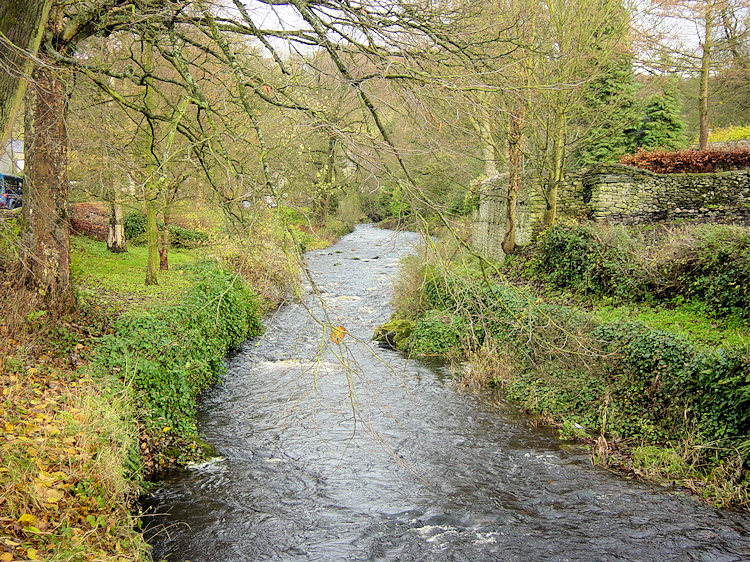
168, 224, 209, 248
595, 322, 694, 440
708, 125, 750, 142
529, 223, 750, 320
573, 58, 640, 166
637, 88, 687, 151
663, 226, 750, 317
123, 211, 146, 240
378, 183, 413, 220
505, 365, 607, 433
411, 309, 466, 355
632, 445, 692, 477
592, 301, 750, 347
689, 347, 750, 446
531, 222, 643, 300
93, 262, 262, 444
123, 211, 208, 248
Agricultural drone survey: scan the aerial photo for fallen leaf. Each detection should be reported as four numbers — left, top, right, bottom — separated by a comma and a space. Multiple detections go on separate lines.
330, 325, 347, 344
44, 488, 64, 503
0, 552, 13, 562
17, 513, 37, 527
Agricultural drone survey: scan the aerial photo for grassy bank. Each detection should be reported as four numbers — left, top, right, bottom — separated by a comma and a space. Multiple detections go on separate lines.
1, 204, 345, 560
376, 222, 750, 510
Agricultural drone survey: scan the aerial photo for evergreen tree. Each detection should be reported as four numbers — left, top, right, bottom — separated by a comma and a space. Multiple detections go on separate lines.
637, 88, 687, 150
573, 58, 640, 166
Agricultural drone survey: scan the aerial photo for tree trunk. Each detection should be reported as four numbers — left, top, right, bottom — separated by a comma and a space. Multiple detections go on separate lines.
145, 194, 159, 285
0, 0, 51, 149
159, 207, 170, 270
543, 111, 565, 227
21, 45, 74, 310
699, 0, 713, 150
107, 200, 126, 253
502, 110, 524, 255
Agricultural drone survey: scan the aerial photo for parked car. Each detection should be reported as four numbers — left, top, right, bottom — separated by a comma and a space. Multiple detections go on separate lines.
0, 174, 23, 209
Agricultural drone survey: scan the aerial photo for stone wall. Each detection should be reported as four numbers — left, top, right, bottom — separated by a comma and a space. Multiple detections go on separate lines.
472, 163, 750, 259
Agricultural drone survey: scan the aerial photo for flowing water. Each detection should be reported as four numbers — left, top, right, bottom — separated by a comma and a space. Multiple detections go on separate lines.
145, 224, 750, 560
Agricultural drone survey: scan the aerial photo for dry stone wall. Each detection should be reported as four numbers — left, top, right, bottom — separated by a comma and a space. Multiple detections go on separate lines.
472, 163, 750, 259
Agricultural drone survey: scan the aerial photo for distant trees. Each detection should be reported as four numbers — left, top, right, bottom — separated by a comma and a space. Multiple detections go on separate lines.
640, 0, 750, 145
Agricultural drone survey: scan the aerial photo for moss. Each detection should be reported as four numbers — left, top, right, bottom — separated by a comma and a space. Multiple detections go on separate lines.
373, 317, 415, 351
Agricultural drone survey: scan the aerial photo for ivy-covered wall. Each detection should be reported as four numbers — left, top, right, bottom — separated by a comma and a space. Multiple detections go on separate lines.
473, 164, 750, 258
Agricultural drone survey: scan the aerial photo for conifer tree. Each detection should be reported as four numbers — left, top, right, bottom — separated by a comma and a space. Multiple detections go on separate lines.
638, 88, 688, 150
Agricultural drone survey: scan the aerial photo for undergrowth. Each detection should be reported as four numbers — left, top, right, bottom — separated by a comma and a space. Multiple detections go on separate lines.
93, 262, 263, 470
377, 224, 750, 509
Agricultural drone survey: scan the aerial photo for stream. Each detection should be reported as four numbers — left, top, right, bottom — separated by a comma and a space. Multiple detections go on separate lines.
145, 224, 750, 560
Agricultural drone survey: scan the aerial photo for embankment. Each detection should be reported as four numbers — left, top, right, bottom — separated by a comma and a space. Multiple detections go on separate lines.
376, 222, 750, 510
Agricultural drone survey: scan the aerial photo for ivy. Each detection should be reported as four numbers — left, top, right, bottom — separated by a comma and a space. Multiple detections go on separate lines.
94, 262, 262, 439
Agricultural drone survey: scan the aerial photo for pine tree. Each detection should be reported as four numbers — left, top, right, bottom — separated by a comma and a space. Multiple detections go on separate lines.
573, 58, 640, 166
637, 88, 687, 150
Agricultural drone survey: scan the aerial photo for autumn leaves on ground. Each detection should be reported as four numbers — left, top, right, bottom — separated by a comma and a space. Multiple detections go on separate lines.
0, 333, 143, 560
0, 203, 338, 560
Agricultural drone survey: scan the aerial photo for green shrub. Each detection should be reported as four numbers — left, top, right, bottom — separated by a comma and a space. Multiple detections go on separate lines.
94, 262, 262, 440
123, 212, 147, 240
689, 347, 750, 446
531, 222, 643, 299
659, 225, 750, 318
530, 223, 750, 319
169, 224, 209, 248
595, 321, 694, 440
411, 309, 466, 355
378, 183, 413, 220
123, 212, 209, 248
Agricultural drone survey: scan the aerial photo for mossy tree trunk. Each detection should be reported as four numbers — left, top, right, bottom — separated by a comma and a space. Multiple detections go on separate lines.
145, 186, 160, 285
21, 4, 75, 311
0, 0, 51, 149
159, 204, 170, 270
543, 108, 566, 227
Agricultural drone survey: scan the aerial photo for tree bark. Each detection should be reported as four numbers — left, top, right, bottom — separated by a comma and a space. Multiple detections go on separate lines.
699, 0, 713, 151
21, 39, 74, 310
107, 200, 126, 253
502, 109, 524, 255
159, 206, 170, 270
543, 110, 566, 227
145, 194, 159, 285
0, 0, 51, 150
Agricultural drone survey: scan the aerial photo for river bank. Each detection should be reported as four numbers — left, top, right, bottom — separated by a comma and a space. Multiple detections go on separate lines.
0, 206, 344, 560
376, 220, 750, 510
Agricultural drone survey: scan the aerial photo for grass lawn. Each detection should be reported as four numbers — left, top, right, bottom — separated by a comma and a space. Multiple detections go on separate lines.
591, 301, 750, 348
71, 237, 202, 309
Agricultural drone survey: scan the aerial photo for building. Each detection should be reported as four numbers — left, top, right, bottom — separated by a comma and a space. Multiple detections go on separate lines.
0, 139, 24, 176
